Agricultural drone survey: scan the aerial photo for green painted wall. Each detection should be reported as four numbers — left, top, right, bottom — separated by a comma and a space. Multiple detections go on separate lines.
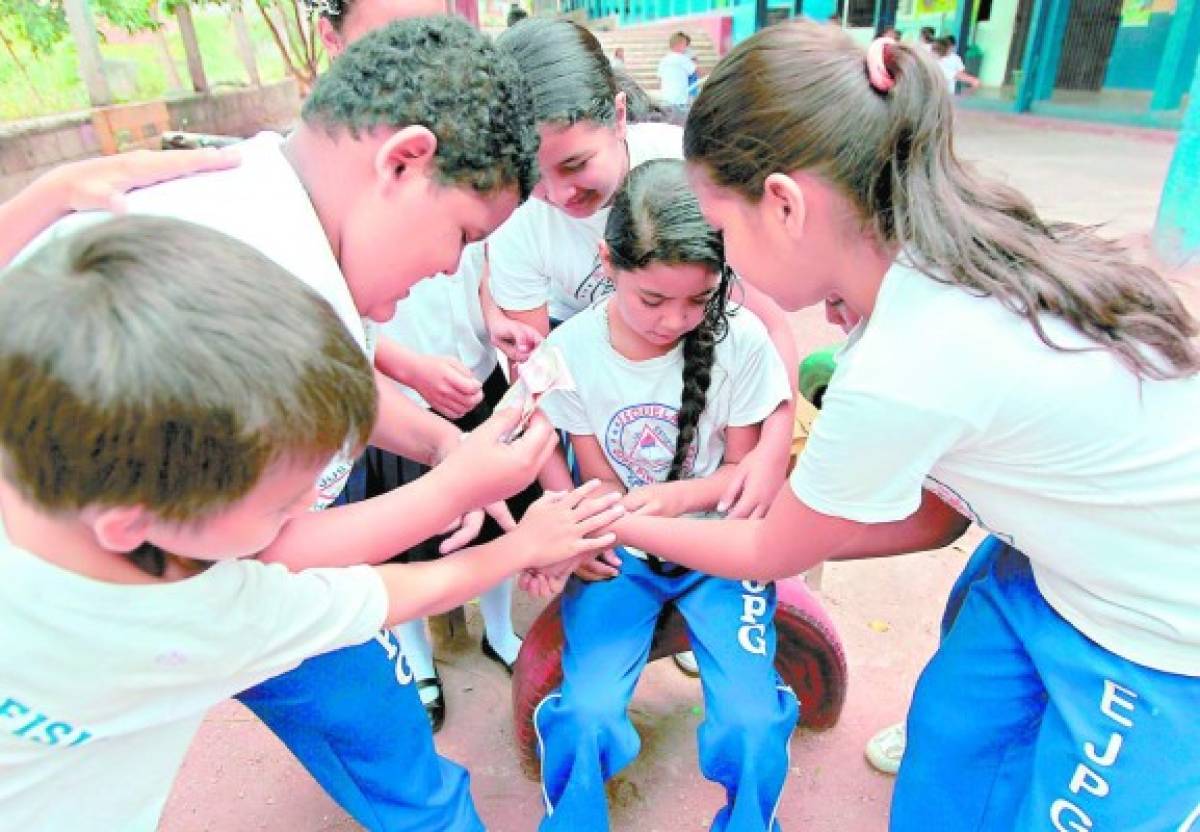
972, 0, 1019, 86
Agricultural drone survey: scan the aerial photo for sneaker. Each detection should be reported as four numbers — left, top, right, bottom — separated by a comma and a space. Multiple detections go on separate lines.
416, 671, 446, 734
672, 650, 700, 677
865, 722, 906, 775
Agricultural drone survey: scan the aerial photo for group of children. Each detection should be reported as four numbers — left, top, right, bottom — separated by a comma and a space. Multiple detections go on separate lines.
1, 9, 1197, 832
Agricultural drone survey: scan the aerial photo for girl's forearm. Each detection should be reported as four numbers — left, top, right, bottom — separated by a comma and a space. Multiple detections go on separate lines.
755, 403, 796, 463
616, 488, 971, 582
374, 336, 418, 387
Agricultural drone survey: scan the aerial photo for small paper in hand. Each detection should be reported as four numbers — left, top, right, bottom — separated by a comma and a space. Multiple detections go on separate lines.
497, 344, 576, 441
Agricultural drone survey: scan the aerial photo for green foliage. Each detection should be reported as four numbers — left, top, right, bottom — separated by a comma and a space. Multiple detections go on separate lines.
0, 6, 289, 121
0, 0, 67, 53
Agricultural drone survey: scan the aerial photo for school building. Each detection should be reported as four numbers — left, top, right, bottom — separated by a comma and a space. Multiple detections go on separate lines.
551, 0, 1199, 130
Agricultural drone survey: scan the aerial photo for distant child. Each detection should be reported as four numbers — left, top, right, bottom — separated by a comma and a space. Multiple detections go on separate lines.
934, 35, 979, 95
532, 159, 799, 831
657, 31, 696, 115
0, 216, 620, 831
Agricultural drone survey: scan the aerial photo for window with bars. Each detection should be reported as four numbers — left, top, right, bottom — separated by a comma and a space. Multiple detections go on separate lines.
846, 0, 875, 27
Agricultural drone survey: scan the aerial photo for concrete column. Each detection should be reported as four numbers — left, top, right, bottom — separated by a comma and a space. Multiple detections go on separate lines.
62, 0, 112, 106
1014, 0, 1067, 111
1150, 0, 1199, 111
1153, 53, 1200, 266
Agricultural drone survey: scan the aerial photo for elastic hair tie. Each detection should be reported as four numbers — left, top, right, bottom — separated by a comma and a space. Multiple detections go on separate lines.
866, 36, 898, 93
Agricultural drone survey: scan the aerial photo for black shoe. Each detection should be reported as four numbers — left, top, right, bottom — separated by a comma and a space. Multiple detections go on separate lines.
481, 634, 519, 676
416, 672, 445, 733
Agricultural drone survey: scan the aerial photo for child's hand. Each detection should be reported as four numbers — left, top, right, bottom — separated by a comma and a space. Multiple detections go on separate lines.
514, 480, 625, 570
408, 355, 484, 420
45, 147, 241, 214
438, 509, 485, 554
488, 313, 543, 365
718, 444, 788, 519
451, 407, 557, 508
575, 549, 622, 581
622, 483, 686, 518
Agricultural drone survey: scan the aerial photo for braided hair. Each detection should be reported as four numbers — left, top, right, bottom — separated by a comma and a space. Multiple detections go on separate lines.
605, 159, 732, 484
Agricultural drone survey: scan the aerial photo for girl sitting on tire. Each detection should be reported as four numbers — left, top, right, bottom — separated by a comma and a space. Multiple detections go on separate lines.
531, 158, 799, 832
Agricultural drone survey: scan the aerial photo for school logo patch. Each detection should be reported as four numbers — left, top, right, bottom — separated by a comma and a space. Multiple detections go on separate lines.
605, 403, 695, 487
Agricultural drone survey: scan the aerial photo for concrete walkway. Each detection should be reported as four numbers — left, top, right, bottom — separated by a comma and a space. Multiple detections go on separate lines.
160, 111, 1189, 832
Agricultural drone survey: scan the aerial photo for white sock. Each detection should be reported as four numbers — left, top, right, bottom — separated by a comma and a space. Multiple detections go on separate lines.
392, 620, 438, 704
479, 578, 522, 665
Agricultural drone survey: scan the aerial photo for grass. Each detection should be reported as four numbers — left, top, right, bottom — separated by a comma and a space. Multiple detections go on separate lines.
0, 8, 297, 122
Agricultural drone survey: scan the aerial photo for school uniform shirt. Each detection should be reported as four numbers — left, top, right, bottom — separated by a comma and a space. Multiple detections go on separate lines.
0, 518, 387, 832
657, 51, 696, 109
540, 300, 791, 489
381, 242, 497, 408
11, 132, 373, 509
937, 53, 965, 95
487, 122, 684, 322
790, 258, 1200, 676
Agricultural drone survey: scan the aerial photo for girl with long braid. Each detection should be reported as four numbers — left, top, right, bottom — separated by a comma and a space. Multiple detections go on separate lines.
533, 159, 798, 832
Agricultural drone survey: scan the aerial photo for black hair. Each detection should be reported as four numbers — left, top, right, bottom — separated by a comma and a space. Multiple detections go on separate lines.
303, 16, 538, 199
507, 4, 528, 26
496, 18, 657, 127
604, 159, 731, 482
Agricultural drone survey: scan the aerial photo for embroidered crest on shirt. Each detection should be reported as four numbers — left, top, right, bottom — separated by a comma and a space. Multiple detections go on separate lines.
605, 403, 696, 486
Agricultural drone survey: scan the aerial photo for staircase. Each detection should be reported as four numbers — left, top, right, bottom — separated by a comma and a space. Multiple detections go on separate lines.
594, 24, 721, 94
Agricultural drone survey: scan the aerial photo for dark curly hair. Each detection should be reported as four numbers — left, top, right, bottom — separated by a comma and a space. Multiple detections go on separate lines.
303, 16, 538, 200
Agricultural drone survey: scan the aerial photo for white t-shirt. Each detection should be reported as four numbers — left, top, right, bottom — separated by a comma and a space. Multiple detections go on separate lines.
0, 519, 387, 832
789, 258, 1200, 676
657, 51, 696, 109
381, 242, 497, 408
938, 53, 965, 95
14, 133, 372, 509
487, 122, 684, 321
541, 300, 790, 489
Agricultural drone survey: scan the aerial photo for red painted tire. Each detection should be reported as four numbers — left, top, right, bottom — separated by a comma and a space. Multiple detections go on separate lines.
511, 576, 847, 778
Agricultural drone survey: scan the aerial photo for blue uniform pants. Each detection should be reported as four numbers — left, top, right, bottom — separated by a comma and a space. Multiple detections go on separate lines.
235, 472, 482, 832
535, 553, 799, 832
893, 541, 1200, 832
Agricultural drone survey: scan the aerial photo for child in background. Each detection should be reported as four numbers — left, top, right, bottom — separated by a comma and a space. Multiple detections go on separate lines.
934, 36, 980, 96
610, 22, 1200, 830
657, 31, 696, 117
0, 216, 621, 831
533, 160, 799, 832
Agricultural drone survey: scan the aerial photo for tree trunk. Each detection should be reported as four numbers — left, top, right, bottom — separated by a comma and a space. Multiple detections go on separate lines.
231, 0, 262, 86
150, 4, 184, 92
175, 3, 209, 93
62, 0, 112, 106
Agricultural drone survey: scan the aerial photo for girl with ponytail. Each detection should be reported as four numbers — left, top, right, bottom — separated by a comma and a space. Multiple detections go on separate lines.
533, 159, 799, 831
613, 20, 1200, 831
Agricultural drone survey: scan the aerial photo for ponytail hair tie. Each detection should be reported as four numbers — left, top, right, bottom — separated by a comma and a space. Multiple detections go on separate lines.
866, 36, 898, 93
